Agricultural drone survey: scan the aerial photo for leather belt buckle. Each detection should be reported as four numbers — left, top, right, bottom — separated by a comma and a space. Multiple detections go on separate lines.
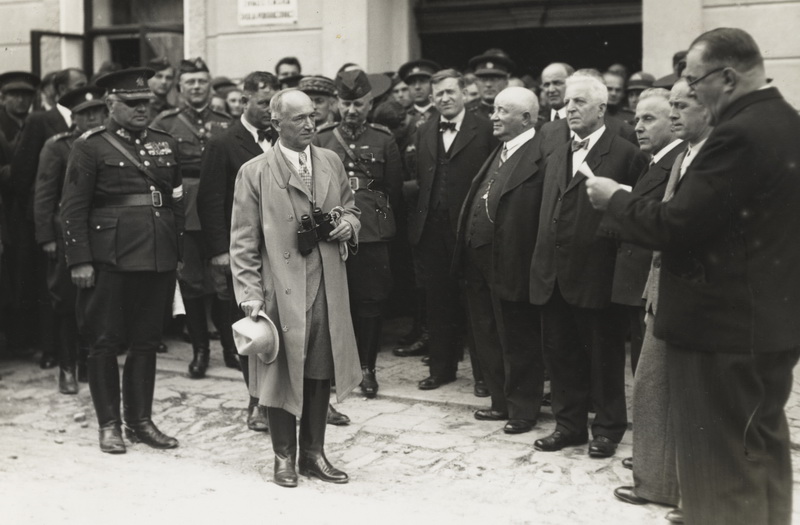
349, 177, 369, 191
151, 190, 163, 207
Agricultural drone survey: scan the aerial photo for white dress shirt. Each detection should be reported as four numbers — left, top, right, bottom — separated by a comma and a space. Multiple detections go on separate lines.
571, 125, 606, 176
440, 108, 465, 152
502, 127, 536, 161
241, 114, 272, 153
680, 138, 708, 179
550, 107, 567, 121
651, 139, 684, 165
279, 141, 312, 180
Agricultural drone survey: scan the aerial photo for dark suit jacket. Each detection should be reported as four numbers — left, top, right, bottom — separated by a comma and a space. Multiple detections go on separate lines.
609, 141, 685, 306
538, 116, 637, 160
407, 110, 497, 245
529, 127, 648, 308
10, 108, 69, 218
602, 87, 800, 353
453, 135, 545, 302
197, 119, 264, 257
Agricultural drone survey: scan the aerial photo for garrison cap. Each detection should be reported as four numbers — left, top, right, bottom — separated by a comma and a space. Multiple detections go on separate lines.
469, 49, 515, 77
179, 57, 210, 77
0, 71, 41, 93
95, 67, 154, 100
58, 85, 107, 113
627, 72, 656, 92
397, 59, 441, 83
299, 75, 336, 97
335, 70, 372, 100
147, 57, 173, 73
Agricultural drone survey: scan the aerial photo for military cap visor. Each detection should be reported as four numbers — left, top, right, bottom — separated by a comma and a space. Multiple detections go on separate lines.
299, 75, 336, 97
469, 52, 515, 77
147, 57, 173, 72
95, 67, 155, 100
279, 74, 304, 88
397, 60, 441, 82
0, 71, 41, 93
58, 86, 107, 113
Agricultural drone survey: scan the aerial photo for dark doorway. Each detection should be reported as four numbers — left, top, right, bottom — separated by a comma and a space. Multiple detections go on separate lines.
421, 24, 642, 78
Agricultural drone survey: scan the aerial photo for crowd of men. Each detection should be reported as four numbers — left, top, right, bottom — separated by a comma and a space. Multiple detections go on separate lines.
0, 26, 797, 525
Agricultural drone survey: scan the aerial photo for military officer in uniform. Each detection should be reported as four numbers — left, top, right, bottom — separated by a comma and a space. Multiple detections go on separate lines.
61, 68, 184, 454
153, 58, 233, 379
33, 85, 107, 394
147, 57, 175, 121
314, 70, 403, 398
397, 59, 440, 129
466, 49, 514, 120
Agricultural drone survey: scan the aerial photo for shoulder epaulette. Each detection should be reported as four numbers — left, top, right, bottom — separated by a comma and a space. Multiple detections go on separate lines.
47, 131, 73, 144
368, 123, 393, 135
209, 108, 233, 119
79, 126, 106, 140
154, 107, 181, 121
316, 122, 337, 133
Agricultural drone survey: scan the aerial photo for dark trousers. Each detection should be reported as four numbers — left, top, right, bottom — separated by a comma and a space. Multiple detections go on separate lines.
541, 285, 627, 441
668, 345, 800, 525
623, 304, 646, 374
78, 270, 173, 357
268, 378, 331, 459
464, 246, 543, 420
417, 212, 463, 378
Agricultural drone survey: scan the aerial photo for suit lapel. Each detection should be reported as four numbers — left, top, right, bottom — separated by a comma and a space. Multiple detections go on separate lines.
566, 128, 612, 192
272, 143, 311, 199
233, 120, 263, 158
552, 142, 570, 194
663, 151, 686, 202
310, 145, 330, 206
448, 112, 478, 159
499, 138, 541, 198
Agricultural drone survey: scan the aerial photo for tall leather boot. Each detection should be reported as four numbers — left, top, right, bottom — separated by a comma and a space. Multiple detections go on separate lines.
357, 316, 381, 398
184, 297, 210, 379
122, 352, 178, 449
57, 314, 79, 394
267, 407, 298, 487
298, 379, 348, 483
87, 354, 125, 454
213, 297, 240, 370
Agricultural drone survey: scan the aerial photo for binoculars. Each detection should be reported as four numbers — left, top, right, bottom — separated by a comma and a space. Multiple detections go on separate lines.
297, 206, 344, 256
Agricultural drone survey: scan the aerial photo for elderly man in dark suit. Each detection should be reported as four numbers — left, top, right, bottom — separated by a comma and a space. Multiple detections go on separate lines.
454, 86, 545, 433
407, 69, 497, 390
611, 88, 684, 375
587, 28, 800, 525
530, 71, 647, 458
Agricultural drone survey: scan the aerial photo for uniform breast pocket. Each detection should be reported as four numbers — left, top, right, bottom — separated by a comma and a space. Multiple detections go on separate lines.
103, 158, 129, 175
153, 156, 176, 168
176, 137, 199, 159
88, 215, 118, 265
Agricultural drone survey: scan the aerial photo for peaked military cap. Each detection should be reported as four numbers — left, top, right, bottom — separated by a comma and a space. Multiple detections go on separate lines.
179, 57, 210, 77
469, 49, 515, 77
627, 72, 656, 92
335, 70, 372, 100
279, 74, 303, 89
147, 57, 173, 72
299, 75, 336, 97
211, 76, 236, 92
58, 85, 107, 113
95, 67, 155, 100
397, 59, 441, 83
0, 71, 41, 93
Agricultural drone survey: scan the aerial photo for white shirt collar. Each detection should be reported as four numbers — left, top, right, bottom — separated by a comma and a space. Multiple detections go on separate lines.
551, 107, 567, 120
571, 124, 606, 153
503, 127, 536, 159
278, 141, 311, 173
440, 108, 465, 128
685, 138, 708, 162
56, 103, 72, 127
240, 114, 272, 151
651, 139, 684, 165
415, 103, 433, 114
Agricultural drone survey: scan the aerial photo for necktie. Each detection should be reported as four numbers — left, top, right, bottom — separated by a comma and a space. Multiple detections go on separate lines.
571, 138, 589, 152
499, 144, 509, 166
298, 151, 312, 190
257, 127, 276, 144
439, 121, 457, 133
553, 112, 560, 121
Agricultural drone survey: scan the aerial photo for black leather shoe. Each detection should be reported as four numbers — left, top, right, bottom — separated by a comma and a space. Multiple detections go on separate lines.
223, 349, 242, 370
247, 405, 270, 432
59, 367, 79, 395
98, 424, 126, 454
588, 435, 618, 458
188, 347, 209, 379
327, 404, 350, 426
473, 380, 490, 398
418, 374, 456, 390
541, 392, 552, 406
273, 455, 298, 488
421, 355, 430, 365
124, 421, 179, 449
614, 486, 651, 505
665, 509, 684, 524
392, 335, 429, 357
622, 457, 633, 470
534, 430, 588, 452
504, 419, 535, 434
298, 452, 349, 484
360, 368, 378, 398
474, 409, 509, 421
39, 353, 57, 369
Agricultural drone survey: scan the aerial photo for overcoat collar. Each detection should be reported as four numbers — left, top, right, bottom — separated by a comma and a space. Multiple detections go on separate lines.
271, 143, 330, 206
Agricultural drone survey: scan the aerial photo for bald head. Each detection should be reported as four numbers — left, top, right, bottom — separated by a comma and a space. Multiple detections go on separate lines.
491, 87, 539, 141
270, 89, 316, 151
541, 62, 574, 110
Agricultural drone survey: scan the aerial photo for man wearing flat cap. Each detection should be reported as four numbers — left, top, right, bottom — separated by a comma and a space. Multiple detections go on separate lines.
299, 75, 337, 127
34, 85, 108, 395
314, 70, 403, 398
147, 57, 175, 121
230, 88, 361, 487
398, 59, 441, 128
153, 57, 233, 380
0, 72, 40, 146
466, 49, 514, 119
60, 67, 184, 454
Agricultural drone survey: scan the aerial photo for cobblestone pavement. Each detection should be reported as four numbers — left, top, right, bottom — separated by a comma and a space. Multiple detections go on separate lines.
2, 318, 800, 525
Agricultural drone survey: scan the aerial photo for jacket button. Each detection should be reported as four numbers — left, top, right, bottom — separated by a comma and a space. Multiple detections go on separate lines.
140, 150, 146, 155
155, 211, 161, 217
348, 171, 354, 176
144, 161, 151, 166
555, 242, 561, 248
282, 325, 288, 332
287, 215, 293, 221
348, 162, 354, 168
349, 144, 355, 149
285, 289, 291, 295
552, 218, 557, 223
283, 251, 290, 259
654, 261, 661, 269
119, 162, 124, 166
150, 185, 156, 191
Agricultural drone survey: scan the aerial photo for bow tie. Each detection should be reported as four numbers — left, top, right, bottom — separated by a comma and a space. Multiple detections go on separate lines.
257, 127, 277, 144
571, 138, 589, 152
439, 121, 457, 133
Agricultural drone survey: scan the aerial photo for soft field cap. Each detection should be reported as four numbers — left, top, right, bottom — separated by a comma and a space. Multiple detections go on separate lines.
232, 311, 280, 363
